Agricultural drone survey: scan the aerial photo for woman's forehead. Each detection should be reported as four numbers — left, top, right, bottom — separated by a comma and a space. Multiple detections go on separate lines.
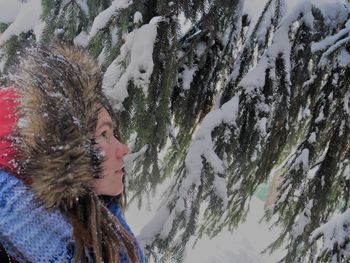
97, 107, 113, 128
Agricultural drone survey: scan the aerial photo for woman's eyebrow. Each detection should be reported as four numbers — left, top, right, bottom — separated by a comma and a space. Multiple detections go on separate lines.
97, 121, 113, 130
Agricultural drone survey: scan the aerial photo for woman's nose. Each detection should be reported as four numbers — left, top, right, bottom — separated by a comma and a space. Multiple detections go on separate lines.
116, 140, 129, 158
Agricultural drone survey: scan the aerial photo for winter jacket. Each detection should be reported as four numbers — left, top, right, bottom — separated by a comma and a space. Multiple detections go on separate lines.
0, 170, 73, 262
0, 170, 145, 263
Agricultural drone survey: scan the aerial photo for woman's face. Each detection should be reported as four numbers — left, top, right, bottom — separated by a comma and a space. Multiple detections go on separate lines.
92, 107, 129, 196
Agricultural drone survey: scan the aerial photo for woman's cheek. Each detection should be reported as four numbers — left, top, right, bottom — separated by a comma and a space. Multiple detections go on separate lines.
100, 149, 106, 158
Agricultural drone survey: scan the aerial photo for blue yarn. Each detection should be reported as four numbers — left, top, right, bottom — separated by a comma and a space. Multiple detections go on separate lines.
0, 170, 73, 262
0, 170, 145, 263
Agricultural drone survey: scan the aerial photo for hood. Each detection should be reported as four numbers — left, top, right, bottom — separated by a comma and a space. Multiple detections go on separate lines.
14, 45, 104, 210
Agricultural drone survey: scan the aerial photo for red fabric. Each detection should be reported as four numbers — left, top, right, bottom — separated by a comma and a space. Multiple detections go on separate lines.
0, 87, 30, 262
0, 87, 20, 175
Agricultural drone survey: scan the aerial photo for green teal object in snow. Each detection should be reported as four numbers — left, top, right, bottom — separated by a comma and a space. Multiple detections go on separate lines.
254, 182, 269, 201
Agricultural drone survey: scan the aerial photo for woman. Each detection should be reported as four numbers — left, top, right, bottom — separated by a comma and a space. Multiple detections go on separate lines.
0, 45, 145, 263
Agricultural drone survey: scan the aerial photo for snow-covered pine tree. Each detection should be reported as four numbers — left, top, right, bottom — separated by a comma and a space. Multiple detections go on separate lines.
138, 0, 350, 262
1, 0, 350, 262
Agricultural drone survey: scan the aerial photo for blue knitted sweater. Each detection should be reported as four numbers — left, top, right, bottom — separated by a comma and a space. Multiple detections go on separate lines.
0, 170, 145, 263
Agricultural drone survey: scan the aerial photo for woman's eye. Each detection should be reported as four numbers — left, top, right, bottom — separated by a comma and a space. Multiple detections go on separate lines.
101, 131, 108, 138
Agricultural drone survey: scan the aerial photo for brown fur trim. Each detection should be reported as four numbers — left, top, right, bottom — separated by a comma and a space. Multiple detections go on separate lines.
14, 45, 103, 210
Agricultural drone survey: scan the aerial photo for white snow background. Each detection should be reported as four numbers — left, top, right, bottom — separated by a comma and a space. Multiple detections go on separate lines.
126, 183, 285, 263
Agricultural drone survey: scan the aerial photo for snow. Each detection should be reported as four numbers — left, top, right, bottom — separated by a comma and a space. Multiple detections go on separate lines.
221, 94, 240, 124
311, 20, 350, 53
195, 42, 206, 57
183, 93, 240, 190
0, 0, 42, 45
242, 0, 269, 40
302, 75, 317, 89
89, 0, 131, 39
343, 91, 350, 116
339, 119, 346, 136
243, 0, 269, 19
73, 30, 89, 47
257, 117, 268, 137
277, 184, 292, 205
136, 93, 241, 257
310, 208, 350, 259
134, 176, 174, 248
315, 106, 325, 123
96, 47, 107, 66
137, 205, 171, 246
238, 0, 350, 95
123, 145, 148, 180
310, 5, 350, 66
292, 148, 309, 171
292, 200, 313, 238
311, 0, 349, 27
328, 92, 334, 101
178, 12, 193, 36
54, 28, 64, 36
308, 132, 316, 143
110, 26, 119, 47
181, 65, 197, 90
186, 238, 263, 263
33, 21, 45, 42
307, 164, 320, 180
159, 207, 176, 239
103, 17, 161, 109
213, 175, 228, 207
0, 0, 23, 24
337, 49, 350, 68
315, 141, 330, 165
76, 0, 89, 16
344, 165, 350, 180
319, 35, 350, 65
128, 192, 285, 263
133, 11, 143, 24
238, 55, 268, 91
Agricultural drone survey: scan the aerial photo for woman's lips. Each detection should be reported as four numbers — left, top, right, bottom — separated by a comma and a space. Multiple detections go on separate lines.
115, 170, 124, 176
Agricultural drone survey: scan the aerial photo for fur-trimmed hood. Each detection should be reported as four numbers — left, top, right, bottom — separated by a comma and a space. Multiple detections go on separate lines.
14, 45, 105, 210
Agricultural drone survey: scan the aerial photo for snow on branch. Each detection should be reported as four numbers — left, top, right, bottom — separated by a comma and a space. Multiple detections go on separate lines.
310, 208, 350, 261
0, 0, 43, 46
102, 17, 161, 110
138, 93, 240, 247
311, 20, 350, 53
238, 0, 315, 91
88, 0, 132, 39
319, 34, 350, 66
310, 3, 350, 65
181, 94, 240, 202
292, 200, 313, 238
75, 0, 89, 16
0, 0, 23, 24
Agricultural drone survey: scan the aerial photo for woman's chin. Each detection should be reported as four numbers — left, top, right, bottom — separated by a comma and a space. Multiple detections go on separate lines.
109, 184, 124, 196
